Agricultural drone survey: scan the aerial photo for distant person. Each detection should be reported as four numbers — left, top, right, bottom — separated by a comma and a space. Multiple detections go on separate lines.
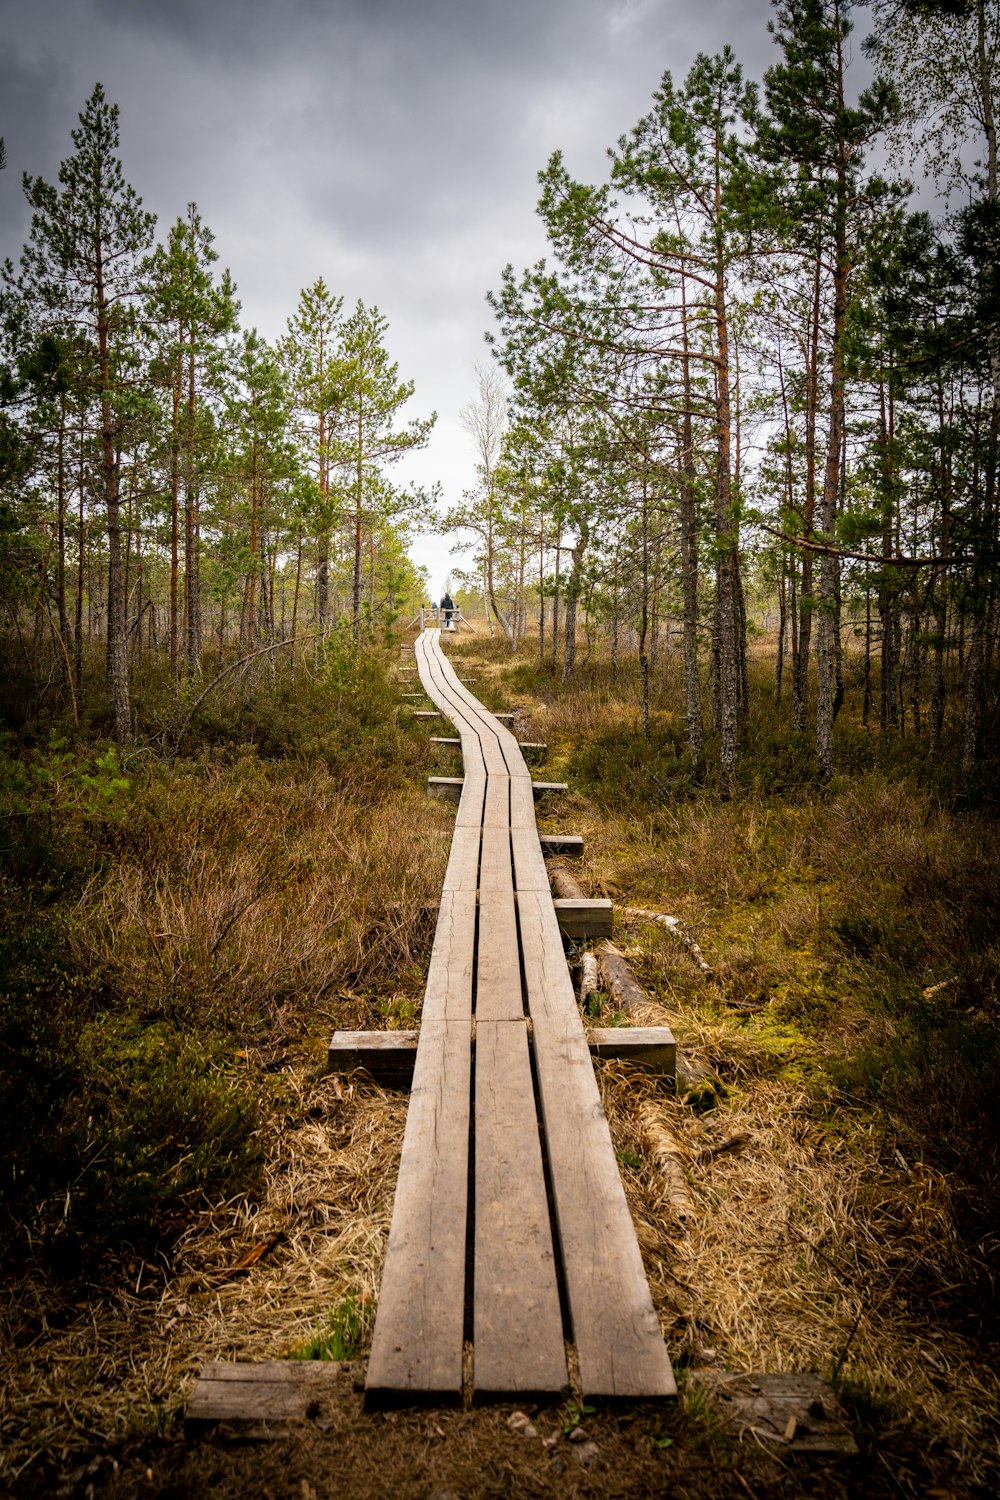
440, 592, 455, 630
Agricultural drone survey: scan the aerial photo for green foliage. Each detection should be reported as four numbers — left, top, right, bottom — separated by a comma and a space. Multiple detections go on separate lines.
561, 1399, 596, 1434
0, 897, 262, 1271
288, 1293, 371, 1361
568, 719, 693, 810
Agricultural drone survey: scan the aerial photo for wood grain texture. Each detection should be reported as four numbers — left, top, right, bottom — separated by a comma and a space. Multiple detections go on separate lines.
586, 1027, 676, 1075
538, 834, 584, 857
427, 775, 464, 802
186, 1361, 343, 1434
516, 889, 582, 1034
510, 824, 551, 892
422, 892, 476, 1023
553, 897, 614, 941
508, 775, 538, 830
530, 1013, 676, 1399
476, 885, 522, 1021
442, 825, 481, 894
328, 1030, 419, 1085
481, 776, 511, 830
478, 825, 513, 892
473, 1020, 568, 1399
365, 1019, 471, 1407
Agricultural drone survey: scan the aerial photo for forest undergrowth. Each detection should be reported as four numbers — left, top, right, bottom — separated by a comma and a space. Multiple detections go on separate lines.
462, 630, 1000, 1489
1, 628, 998, 1498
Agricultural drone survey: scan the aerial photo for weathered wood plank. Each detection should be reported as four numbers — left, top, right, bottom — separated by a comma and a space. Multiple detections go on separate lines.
427, 775, 464, 802
365, 1019, 471, 1408
516, 889, 582, 1033
422, 891, 476, 1023
517, 887, 675, 1399
538, 834, 584, 857
327, 1026, 676, 1090
586, 1027, 676, 1075
328, 1030, 419, 1085
509, 774, 538, 830
185, 1360, 343, 1435
441, 825, 481, 894
478, 825, 513, 892
532, 781, 569, 797
553, 897, 614, 941
409, 709, 442, 719
476, 885, 522, 1021
481, 776, 510, 830
510, 824, 550, 893
455, 770, 487, 828
530, 1014, 676, 1399
473, 1020, 568, 1399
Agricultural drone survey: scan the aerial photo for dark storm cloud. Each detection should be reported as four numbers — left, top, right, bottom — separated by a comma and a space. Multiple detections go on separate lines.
0, 0, 791, 574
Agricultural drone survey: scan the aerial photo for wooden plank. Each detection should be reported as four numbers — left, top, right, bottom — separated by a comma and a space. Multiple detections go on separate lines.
473, 1020, 568, 1400
478, 825, 513, 891
518, 887, 675, 1399
186, 1360, 343, 1435
532, 781, 569, 797
442, 825, 481, 894
328, 1030, 419, 1085
365, 1019, 471, 1408
422, 891, 476, 1023
529, 1014, 676, 1400
429, 736, 462, 747
553, 897, 614, 941
427, 775, 464, 802
510, 824, 550, 893
409, 709, 442, 719
586, 1027, 676, 1076
476, 885, 522, 1021
538, 834, 584, 857
455, 769, 487, 827
328, 1026, 677, 1092
481, 775, 510, 830
509, 774, 538, 830
516, 889, 582, 1033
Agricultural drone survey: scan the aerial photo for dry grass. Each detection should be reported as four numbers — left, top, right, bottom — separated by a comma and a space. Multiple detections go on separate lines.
503, 650, 1000, 1486
0, 1068, 407, 1484
68, 761, 452, 1027
4, 636, 998, 1494
599, 1050, 1000, 1485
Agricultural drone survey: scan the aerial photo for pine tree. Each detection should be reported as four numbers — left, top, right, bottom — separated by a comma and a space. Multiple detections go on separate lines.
17, 83, 155, 742
147, 205, 238, 679
334, 301, 435, 641
279, 278, 344, 628
757, 0, 897, 776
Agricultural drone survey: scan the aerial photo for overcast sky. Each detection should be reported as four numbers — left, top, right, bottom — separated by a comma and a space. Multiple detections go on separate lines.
2, 0, 876, 591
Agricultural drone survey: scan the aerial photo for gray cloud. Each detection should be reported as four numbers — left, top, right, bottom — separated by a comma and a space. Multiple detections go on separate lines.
4, 0, 846, 585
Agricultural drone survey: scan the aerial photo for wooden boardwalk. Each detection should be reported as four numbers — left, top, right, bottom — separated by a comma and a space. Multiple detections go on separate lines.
365, 629, 675, 1408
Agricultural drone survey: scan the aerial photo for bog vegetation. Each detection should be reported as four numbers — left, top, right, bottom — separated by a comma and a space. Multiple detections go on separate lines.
1, 0, 998, 1494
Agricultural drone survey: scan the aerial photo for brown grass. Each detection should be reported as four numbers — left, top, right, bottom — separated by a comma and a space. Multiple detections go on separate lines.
0, 1069, 406, 1484
68, 760, 452, 1028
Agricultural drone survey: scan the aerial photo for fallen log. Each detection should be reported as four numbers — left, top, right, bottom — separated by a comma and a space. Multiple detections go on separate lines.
637, 1104, 695, 1224
622, 907, 713, 981
577, 950, 600, 1007
596, 940, 647, 1015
